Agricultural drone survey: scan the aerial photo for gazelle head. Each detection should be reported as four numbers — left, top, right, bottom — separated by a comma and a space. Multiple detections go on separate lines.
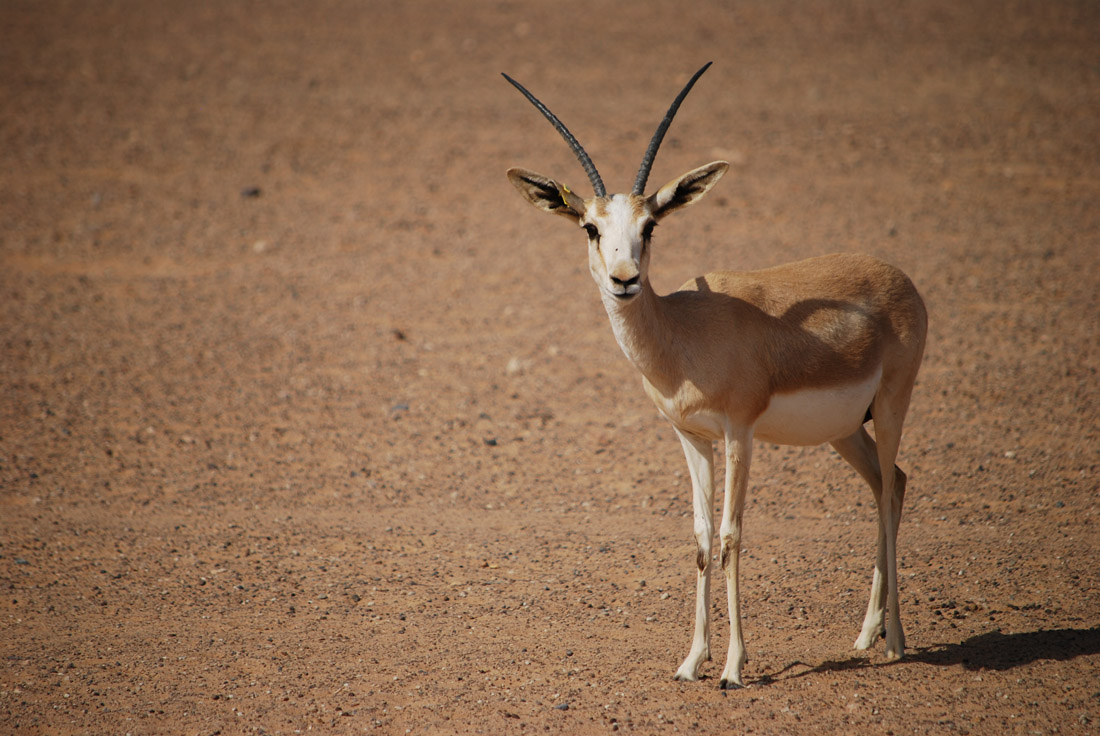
505, 63, 729, 302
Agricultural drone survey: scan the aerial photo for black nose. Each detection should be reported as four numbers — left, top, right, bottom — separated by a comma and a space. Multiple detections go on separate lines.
611, 275, 640, 290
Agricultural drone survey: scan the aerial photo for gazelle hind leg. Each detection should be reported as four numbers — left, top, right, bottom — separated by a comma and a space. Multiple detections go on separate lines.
856, 465, 906, 650
870, 392, 911, 660
857, 520, 888, 649
831, 427, 907, 653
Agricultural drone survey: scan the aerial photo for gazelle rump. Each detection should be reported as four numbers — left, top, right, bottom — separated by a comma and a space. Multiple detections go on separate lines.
504, 64, 927, 689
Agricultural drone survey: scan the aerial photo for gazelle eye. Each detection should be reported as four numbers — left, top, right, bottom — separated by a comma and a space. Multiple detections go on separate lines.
642, 220, 657, 240
583, 224, 600, 241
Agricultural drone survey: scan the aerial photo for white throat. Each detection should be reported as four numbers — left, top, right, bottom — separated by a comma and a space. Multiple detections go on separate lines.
600, 286, 663, 378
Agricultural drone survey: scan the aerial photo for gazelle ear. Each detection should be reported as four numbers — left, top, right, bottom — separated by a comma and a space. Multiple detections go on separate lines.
507, 168, 586, 221
648, 161, 729, 219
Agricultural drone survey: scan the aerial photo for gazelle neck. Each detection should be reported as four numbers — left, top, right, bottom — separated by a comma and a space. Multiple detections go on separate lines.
600, 280, 678, 384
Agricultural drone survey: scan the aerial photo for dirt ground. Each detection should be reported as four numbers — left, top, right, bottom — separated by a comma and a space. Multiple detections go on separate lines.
2, 1, 1099, 734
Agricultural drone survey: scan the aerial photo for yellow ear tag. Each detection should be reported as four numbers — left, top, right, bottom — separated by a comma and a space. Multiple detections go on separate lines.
560, 184, 572, 206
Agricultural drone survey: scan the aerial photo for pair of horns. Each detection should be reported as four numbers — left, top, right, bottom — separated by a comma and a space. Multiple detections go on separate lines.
502, 62, 713, 198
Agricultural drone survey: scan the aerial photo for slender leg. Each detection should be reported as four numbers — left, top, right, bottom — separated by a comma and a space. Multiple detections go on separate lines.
859, 531, 890, 649
673, 429, 715, 681
718, 428, 752, 688
831, 428, 888, 649
873, 414, 906, 661
832, 426, 909, 654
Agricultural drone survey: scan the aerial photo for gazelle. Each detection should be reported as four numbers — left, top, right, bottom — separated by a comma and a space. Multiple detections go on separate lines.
503, 63, 927, 688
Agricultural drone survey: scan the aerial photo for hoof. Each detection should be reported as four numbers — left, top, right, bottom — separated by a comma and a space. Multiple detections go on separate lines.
854, 628, 885, 651
674, 654, 706, 682
719, 678, 744, 690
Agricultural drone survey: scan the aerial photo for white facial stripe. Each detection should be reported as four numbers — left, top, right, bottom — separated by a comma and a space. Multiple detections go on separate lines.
602, 195, 643, 247
587, 195, 650, 295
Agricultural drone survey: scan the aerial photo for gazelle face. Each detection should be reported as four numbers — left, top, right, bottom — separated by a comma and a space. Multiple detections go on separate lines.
507, 162, 729, 303
504, 63, 723, 303
583, 195, 655, 302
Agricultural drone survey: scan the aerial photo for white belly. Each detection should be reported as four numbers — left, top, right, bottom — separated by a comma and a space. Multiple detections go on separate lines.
754, 368, 881, 446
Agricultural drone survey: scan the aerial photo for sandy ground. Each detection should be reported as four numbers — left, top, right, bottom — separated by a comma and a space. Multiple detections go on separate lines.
2, 1, 1099, 734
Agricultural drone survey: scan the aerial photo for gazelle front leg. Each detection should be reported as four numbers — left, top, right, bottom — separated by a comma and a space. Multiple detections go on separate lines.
673, 429, 715, 682
718, 428, 752, 688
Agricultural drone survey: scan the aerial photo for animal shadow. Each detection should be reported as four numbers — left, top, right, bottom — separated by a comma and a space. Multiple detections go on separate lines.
909, 626, 1100, 671
755, 626, 1100, 684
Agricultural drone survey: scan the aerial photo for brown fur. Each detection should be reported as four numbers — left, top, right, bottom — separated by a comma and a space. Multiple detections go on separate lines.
509, 160, 928, 688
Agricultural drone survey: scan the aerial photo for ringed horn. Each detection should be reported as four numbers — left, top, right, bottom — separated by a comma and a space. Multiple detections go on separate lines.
501, 61, 714, 197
